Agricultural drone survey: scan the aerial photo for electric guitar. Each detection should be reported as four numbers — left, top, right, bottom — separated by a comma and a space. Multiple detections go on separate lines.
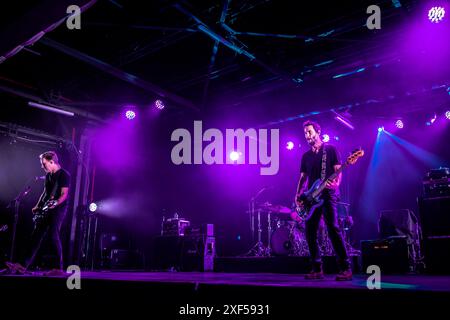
292, 148, 364, 222
32, 199, 58, 225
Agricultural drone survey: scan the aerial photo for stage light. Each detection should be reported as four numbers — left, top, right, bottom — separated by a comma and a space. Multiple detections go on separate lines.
89, 202, 97, 212
334, 136, 339, 141
429, 113, 437, 125
378, 126, 384, 132
333, 112, 355, 130
428, 6, 445, 23
425, 114, 436, 125
286, 141, 294, 150
229, 151, 239, 161
322, 134, 330, 142
445, 111, 450, 120
125, 110, 136, 120
154, 99, 165, 110
395, 119, 404, 129
28, 101, 75, 117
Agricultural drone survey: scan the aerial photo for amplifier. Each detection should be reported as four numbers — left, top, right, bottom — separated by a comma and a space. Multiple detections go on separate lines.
184, 224, 214, 237
162, 218, 190, 236
361, 236, 410, 274
423, 237, 450, 274
418, 196, 450, 237
110, 249, 142, 269
423, 178, 450, 198
153, 235, 215, 271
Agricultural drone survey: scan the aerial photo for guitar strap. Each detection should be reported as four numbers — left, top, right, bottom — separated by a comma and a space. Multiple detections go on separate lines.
321, 144, 327, 181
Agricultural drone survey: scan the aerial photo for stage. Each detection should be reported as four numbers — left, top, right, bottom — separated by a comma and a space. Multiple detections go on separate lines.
1, 2, 450, 318
1, 271, 449, 316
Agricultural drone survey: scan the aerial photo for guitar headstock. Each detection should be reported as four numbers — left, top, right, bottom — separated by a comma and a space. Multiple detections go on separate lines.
346, 148, 364, 165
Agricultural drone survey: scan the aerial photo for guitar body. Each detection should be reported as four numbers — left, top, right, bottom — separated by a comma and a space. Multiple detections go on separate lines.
33, 200, 57, 225
292, 148, 365, 223
293, 179, 324, 222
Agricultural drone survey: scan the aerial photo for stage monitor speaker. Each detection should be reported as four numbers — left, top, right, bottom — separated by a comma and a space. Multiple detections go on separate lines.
418, 196, 450, 237
361, 237, 410, 274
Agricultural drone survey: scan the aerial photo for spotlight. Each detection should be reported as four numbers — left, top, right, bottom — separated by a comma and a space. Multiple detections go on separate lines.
28, 101, 75, 117
229, 151, 239, 161
395, 119, 404, 129
89, 202, 98, 212
125, 110, 136, 120
378, 126, 384, 132
428, 6, 445, 23
427, 113, 437, 125
286, 141, 294, 150
445, 110, 450, 120
334, 136, 339, 141
322, 134, 330, 142
154, 99, 165, 110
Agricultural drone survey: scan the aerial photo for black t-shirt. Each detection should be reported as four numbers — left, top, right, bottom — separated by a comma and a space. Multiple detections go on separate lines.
41, 168, 71, 206
300, 144, 341, 195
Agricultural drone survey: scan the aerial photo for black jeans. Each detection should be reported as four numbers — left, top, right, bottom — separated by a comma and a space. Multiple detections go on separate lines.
26, 205, 67, 270
305, 194, 350, 272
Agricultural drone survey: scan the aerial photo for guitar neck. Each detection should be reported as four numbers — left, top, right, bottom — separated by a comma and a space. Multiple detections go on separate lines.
312, 162, 350, 196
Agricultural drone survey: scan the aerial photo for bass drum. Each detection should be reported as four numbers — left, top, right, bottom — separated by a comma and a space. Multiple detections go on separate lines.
270, 223, 309, 256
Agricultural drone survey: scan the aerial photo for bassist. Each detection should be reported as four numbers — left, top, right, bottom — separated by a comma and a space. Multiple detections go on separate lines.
295, 121, 352, 281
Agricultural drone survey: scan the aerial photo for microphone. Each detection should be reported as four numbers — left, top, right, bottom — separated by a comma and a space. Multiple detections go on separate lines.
35, 176, 46, 181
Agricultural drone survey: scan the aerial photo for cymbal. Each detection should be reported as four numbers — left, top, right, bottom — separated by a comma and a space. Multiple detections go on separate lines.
258, 203, 292, 214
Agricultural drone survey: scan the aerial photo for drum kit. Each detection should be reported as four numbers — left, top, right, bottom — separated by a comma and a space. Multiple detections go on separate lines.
245, 201, 357, 257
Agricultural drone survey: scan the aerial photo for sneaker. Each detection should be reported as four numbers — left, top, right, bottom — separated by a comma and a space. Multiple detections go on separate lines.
5, 262, 27, 274
44, 269, 65, 277
335, 269, 352, 281
304, 270, 324, 280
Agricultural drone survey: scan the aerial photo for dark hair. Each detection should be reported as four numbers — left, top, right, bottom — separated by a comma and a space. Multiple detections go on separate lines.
39, 151, 59, 164
303, 120, 321, 133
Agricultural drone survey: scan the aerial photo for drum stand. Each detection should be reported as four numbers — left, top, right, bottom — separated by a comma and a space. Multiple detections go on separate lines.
245, 206, 271, 257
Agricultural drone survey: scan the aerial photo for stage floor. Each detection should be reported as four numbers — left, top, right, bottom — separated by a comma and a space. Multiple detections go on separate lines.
2, 270, 450, 291
1, 271, 449, 316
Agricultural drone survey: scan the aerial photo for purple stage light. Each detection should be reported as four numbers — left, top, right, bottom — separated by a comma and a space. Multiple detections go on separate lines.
430, 114, 437, 124
334, 115, 355, 130
378, 126, 384, 132
322, 134, 330, 142
395, 119, 404, 129
229, 151, 239, 161
154, 99, 165, 110
286, 141, 294, 150
334, 136, 339, 141
89, 202, 98, 212
445, 111, 450, 120
428, 6, 445, 23
125, 110, 136, 120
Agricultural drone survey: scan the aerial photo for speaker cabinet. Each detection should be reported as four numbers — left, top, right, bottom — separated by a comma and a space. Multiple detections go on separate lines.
418, 196, 450, 237
153, 235, 215, 271
361, 237, 410, 274
418, 196, 450, 274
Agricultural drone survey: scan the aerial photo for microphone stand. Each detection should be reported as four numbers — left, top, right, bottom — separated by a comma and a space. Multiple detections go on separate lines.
8, 183, 32, 262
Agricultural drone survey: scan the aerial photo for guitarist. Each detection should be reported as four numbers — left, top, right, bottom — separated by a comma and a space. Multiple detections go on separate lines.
25, 151, 71, 274
295, 121, 352, 281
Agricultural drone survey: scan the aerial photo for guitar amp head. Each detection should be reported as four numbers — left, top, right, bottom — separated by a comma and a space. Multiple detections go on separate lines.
162, 218, 190, 236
